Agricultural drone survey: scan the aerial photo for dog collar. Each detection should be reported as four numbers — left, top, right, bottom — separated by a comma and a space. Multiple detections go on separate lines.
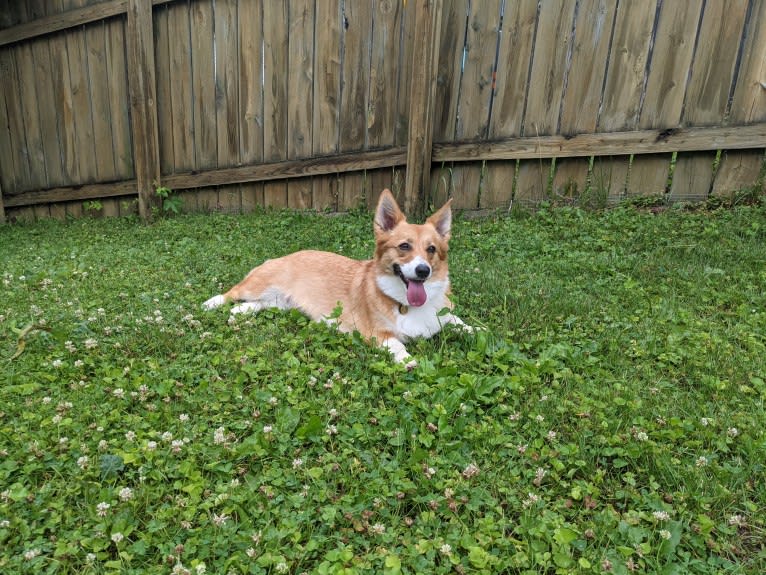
398, 303, 409, 315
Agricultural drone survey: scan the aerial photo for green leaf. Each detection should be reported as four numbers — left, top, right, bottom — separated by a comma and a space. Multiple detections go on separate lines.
99, 454, 124, 479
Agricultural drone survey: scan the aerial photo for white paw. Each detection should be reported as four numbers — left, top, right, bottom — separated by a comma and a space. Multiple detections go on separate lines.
230, 302, 261, 315
405, 358, 418, 371
202, 294, 225, 310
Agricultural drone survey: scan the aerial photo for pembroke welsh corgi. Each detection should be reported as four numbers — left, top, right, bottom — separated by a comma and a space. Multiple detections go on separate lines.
202, 189, 472, 366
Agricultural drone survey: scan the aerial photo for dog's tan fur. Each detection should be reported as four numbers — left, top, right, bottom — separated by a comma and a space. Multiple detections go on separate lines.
203, 189, 470, 365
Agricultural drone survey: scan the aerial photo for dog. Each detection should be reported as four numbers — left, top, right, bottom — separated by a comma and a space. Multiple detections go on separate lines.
202, 189, 472, 366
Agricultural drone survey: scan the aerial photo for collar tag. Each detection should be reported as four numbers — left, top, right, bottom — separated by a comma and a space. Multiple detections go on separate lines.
398, 303, 409, 315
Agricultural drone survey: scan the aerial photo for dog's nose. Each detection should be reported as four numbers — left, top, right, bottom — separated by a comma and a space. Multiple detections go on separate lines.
415, 263, 431, 279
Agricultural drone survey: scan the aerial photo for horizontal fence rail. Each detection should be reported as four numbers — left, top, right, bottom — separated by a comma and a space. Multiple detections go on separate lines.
0, 0, 764, 222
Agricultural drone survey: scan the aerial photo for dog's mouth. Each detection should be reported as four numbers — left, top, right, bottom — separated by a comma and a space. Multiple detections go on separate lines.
393, 264, 427, 307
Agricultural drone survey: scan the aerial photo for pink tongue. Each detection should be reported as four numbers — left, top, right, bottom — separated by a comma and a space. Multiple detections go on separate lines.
406, 281, 427, 307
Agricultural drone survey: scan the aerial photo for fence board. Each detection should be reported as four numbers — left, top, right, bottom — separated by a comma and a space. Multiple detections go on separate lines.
595, 0, 658, 202
1, 48, 32, 193
32, 33, 63, 190
628, 0, 703, 198
17, 41, 47, 191
482, 0, 537, 209
311, 0, 341, 211
713, 0, 766, 197
516, 0, 576, 205
286, 0, 314, 209
263, 0, 288, 207
238, 0, 264, 211
451, 0, 501, 210
670, 0, 749, 202
553, 0, 617, 204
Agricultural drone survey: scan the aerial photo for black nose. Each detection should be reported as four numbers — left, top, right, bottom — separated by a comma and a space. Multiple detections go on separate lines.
415, 263, 431, 279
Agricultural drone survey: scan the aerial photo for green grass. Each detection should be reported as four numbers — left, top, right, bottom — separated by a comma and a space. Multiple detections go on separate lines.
1, 204, 765, 574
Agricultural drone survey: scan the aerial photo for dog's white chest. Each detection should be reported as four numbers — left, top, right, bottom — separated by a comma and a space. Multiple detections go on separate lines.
395, 300, 448, 340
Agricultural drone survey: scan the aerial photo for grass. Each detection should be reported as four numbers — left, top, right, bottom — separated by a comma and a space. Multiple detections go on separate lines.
1, 203, 765, 574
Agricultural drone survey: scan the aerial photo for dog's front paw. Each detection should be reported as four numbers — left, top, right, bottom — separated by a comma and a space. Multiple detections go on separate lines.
202, 294, 225, 310
405, 358, 418, 371
230, 302, 261, 315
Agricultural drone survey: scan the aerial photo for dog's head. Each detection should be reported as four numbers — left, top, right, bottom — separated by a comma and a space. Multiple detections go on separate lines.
373, 189, 452, 308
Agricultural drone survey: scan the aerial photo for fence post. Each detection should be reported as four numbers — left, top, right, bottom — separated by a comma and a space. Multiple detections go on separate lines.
127, 0, 161, 221
404, 0, 443, 217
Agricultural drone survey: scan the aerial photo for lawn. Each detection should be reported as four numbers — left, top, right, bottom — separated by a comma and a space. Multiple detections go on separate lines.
1, 203, 765, 574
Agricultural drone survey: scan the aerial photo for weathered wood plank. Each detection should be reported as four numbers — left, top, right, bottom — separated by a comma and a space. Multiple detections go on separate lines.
516, 0, 576, 205
238, 0, 264, 210
154, 4, 173, 175
311, 0, 341, 211
669, 0, 749, 201
596, 0, 658, 202
628, 0, 703, 198
338, 0, 372, 210
263, 0, 288, 207
86, 20, 117, 182
1, 47, 32, 193
16, 40, 47, 190
451, 0, 501, 209
482, 0, 537, 209
31, 30, 65, 189
167, 2, 194, 176
404, 0, 443, 215
64, 0, 98, 185
433, 123, 766, 161
106, 16, 132, 181
286, 0, 314, 209
712, 0, 766, 196
126, 0, 160, 219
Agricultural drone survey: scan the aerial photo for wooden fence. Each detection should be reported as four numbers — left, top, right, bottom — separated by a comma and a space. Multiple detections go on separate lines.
1, 0, 765, 223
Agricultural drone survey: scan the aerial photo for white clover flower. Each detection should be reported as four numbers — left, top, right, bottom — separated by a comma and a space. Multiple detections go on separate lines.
696, 456, 709, 467
119, 487, 133, 501
113, 388, 125, 399
275, 563, 288, 574
84, 338, 98, 349
700, 417, 712, 426
23, 548, 41, 560
212, 513, 229, 526
96, 502, 111, 516
161, 431, 173, 442
146, 441, 158, 451
293, 458, 303, 469
263, 425, 273, 434
213, 427, 227, 445
125, 431, 136, 442
659, 529, 672, 540
370, 523, 386, 535
325, 424, 338, 436
179, 413, 189, 422
86, 552, 96, 563
462, 463, 480, 479
728, 514, 746, 527
653, 510, 670, 521
171, 440, 184, 453
98, 439, 108, 451
195, 563, 207, 574
440, 543, 452, 555
111, 532, 124, 543
727, 427, 739, 438
42, 396, 52, 404
0, 519, 10, 528
52, 359, 63, 368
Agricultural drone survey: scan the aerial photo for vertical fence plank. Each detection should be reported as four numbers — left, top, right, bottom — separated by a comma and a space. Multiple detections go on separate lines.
594, 0, 658, 203
552, 0, 617, 205
450, 0, 501, 210
366, 0, 405, 207
516, 0, 576, 206
1, 48, 32, 194
263, 1, 288, 207
482, 0, 537, 210
712, 0, 766, 197
337, 0, 372, 210
628, 0, 703, 198
286, 0, 314, 209
431, 0, 466, 207
669, 0, 749, 202
238, 0, 264, 210
404, 0, 443, 216
312, 0, 341, 211
107, 16, 132, 186
154, 5, 173, 176
127, 0, 160, 220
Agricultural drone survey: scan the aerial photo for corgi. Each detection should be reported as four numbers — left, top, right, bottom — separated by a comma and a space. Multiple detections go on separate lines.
202, 189, 472, 367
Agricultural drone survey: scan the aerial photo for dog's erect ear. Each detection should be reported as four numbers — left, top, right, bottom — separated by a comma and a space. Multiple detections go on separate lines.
374, 189, 406, 234
426, 198, 452, 240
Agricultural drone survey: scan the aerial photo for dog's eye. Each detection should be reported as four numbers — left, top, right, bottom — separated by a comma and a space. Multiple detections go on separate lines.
426, 245, 437, 254
398, 242, 411, 251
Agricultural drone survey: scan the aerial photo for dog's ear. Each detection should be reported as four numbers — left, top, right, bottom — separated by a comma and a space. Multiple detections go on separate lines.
427, 198, 452, 240
374, 189, 406, 234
